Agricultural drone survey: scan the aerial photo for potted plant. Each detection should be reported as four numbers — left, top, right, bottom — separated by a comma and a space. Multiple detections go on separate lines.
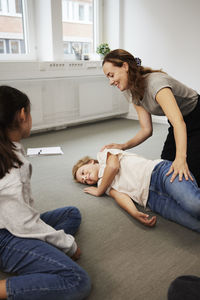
96, 43, 110, 59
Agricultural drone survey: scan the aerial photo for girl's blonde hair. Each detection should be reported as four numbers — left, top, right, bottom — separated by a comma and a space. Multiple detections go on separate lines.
72, 156, 98, 181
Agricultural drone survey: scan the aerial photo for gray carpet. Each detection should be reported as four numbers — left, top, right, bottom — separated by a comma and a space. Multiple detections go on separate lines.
1, 118, 200, 300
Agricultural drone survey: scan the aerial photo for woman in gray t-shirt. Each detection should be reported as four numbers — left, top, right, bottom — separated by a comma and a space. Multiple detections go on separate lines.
101, 49, 200, 186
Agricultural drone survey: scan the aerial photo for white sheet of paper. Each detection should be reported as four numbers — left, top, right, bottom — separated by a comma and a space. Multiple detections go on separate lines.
27, 147, 64, 156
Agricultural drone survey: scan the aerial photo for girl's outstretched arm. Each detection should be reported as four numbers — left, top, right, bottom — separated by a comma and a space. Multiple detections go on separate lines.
109, 188, 156, 227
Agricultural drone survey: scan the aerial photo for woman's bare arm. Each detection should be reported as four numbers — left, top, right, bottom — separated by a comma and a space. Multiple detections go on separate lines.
123, 104, 153, 149
101, 105, 153, 151
156, 87, 193, 182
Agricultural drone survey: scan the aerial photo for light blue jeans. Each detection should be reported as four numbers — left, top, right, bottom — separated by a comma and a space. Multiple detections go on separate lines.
0, 206, 91, 300
148, 161, 200, 232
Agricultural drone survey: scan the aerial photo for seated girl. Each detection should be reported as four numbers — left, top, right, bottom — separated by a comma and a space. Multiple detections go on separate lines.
72, 149, 200, 232
0, 85, 91, 300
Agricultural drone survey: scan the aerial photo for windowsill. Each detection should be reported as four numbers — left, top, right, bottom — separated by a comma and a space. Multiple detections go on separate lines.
0, 60, 104, 80
0, 54, 102, 62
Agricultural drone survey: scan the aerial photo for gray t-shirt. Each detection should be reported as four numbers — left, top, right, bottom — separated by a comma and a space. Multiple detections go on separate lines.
133, 72, 198, 116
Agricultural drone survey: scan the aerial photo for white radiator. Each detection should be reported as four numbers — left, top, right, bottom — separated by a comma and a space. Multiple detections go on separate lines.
0, 75, 129, 132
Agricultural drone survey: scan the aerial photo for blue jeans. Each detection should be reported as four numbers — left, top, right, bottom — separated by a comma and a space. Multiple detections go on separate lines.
148, 161, 200, 232
0, 206, 91, 300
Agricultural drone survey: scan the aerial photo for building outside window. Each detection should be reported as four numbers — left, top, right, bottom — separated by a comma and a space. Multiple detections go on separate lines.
78, 4, 84, 21
15, 0, 22, 14
9, 39, 21, 53
0, 0, 26, 54
62, 0, 93, 59
0, 39, 5, 52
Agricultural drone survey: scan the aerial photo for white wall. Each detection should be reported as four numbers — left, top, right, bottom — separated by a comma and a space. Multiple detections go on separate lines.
0, 61, 129, 132
103, 0, 200, 122
122, 0, 200, 91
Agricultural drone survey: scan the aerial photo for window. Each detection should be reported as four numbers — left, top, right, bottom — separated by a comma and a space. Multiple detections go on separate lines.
9, 39, 21, 53
62, 0, 92, 23
0, 0, 22, 15
62, 0, 94, 59
15, 0, 22, 14
0, 0, 36, 60
78, 4, 84, 21
0, 39, 5, 52
64, 41, 71, 54
89, 5, 92, 22
0, 0, 27, 55
6, 0, 9, 13
0, 0, 101, 61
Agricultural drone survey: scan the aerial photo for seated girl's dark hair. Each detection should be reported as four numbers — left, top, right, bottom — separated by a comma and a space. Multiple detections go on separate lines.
0, 85, 30, 179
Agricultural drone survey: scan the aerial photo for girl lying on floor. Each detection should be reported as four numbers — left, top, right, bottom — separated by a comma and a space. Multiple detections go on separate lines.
73, 149, 200, 231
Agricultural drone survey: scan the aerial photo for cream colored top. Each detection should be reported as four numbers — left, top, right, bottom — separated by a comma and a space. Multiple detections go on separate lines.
97, 149, 162, 207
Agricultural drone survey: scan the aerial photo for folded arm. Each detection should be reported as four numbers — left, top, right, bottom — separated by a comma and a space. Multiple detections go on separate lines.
84, 153, 120, 196
109, 188, 156, 227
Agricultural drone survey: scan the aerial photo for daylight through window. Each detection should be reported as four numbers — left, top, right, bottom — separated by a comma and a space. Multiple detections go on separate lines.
62, 0, 94, 59
0, 0, 26, 54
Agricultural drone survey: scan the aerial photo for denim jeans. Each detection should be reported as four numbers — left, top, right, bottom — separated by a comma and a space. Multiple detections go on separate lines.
147, 161, 200, 232
0, 206, 91, 300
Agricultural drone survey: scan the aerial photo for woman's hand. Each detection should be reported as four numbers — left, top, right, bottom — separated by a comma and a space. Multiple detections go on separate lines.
71, 247, 81, 261
135, 212, 157, 227
166, 157, 193, 182
100, 143, 124, 152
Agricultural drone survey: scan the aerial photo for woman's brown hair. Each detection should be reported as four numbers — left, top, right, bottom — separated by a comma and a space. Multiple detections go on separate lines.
103, 49, 164, 104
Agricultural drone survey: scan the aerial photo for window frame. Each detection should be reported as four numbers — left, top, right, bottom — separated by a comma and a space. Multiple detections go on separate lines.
9, 39, 21, 53
0, 0, 22, 17
62, 0, 93, 25
0, 0, 102, 62
0, 0, 36, 60
63, 0, 102, 61
0, 39, 6, 53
